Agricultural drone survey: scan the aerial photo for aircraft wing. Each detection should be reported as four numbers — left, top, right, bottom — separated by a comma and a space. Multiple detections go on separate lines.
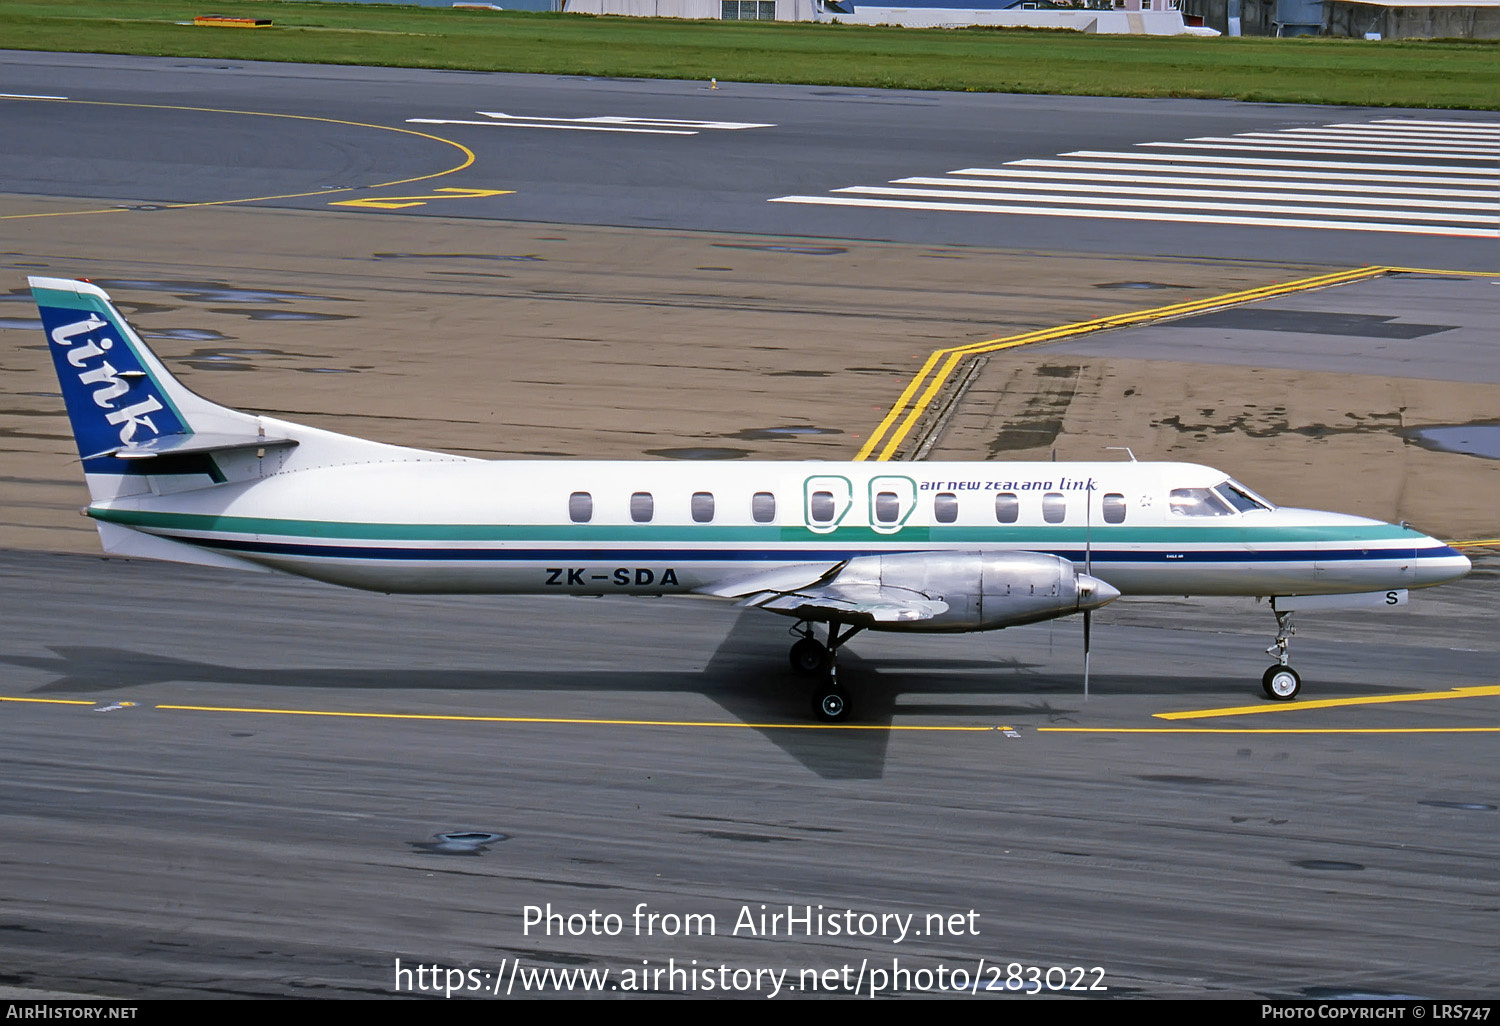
694, 561, 949, 624
745, 584, 948, 623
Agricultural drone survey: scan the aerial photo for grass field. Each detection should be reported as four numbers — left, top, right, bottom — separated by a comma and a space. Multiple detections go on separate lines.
3, 0, 1498, 108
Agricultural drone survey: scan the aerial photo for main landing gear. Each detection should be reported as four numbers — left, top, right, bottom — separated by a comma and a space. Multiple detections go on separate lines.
789, 621, 865, 721
1262, 606, 1302, 701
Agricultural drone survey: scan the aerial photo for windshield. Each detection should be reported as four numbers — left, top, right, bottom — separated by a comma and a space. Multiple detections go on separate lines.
1215, 479, 1274, 512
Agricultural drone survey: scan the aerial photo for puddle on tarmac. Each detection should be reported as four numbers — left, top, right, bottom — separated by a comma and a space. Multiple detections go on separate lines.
729, 426, 842, 441
645, 447, 750, 460
1400, 422, 1500, 460
92, 279, 348, 304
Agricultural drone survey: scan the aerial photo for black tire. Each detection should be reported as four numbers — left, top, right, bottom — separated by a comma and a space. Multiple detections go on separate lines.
1262, 665, 1301, 701
789, 637, 829, 675
811, 686, 852, 722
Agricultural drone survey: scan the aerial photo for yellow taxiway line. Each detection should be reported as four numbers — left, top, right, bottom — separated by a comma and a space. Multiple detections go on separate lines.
1153, 684, 1500, 720
154, 703, 999, 731
0, 695, 98, 706
854, 265, 1391, 462
0, 97, 476, 220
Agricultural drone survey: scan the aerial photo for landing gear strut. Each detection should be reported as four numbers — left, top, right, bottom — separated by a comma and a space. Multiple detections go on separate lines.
1262, 606, 1302, 700
789, 621, 865, 721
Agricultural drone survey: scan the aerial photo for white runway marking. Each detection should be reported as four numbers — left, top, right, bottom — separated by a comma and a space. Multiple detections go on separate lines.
407, 112, 774, 135
770, 119, 1500, 238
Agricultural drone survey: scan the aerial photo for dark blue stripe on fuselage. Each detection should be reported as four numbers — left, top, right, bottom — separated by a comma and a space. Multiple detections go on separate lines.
158, 534, 1434, 565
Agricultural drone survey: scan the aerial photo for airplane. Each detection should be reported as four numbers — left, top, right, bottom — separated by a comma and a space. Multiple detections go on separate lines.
30, 276, 1472, 720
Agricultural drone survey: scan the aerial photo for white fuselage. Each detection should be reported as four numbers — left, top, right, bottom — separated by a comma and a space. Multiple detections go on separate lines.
87, 457, 1469, 602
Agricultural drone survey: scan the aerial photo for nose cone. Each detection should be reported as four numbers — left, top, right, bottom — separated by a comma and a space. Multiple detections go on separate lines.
1077, 574, 1121, 611
1414, 542, 1472, 588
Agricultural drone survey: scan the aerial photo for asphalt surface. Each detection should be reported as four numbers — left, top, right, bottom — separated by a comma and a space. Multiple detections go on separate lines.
2, 51, 1496, 267
1, 50, 1497, 1000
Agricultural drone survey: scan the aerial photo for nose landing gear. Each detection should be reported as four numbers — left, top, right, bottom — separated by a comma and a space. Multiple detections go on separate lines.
1262, 606, 1301, 700
789, 621, 864, 721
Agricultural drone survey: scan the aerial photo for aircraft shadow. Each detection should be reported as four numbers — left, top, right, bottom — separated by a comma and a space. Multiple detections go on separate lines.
5, 612, 1206, 779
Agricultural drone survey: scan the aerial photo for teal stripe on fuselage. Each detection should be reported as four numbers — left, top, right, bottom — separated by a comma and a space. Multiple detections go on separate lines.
89, 507, 1417, 546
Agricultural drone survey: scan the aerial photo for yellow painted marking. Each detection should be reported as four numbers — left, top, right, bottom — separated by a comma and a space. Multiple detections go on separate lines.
855, 265, 1391, 462
0, 696, 97, 706
0, 98, 476, 220
329, 187, 513, 210
1452, 538, 1500, 550
154, 703, 998, 731
1155, 685, 1500, 720
1381, 265, 1500, 277
1041, 726, 1500, 734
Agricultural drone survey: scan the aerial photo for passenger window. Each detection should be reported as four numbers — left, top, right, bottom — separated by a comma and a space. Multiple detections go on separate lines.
1170, 487, 1234, 517
934, 492, 958, 524
630, 491, 654, 523
568, 491, 592, 524
874, 490, 900, 525
995, 492, 1019, 524
691, 492, 715, 524
1042, 492, 1066, 524
752, 491, 776, 523
810, 490, 836, 524
1102, 493, 1126, 524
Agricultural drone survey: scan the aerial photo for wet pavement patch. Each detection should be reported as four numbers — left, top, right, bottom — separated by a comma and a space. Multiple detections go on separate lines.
646, 447, 750, 460
1419, 800, 1497, 811
412, 831, 509, 856
0, 318, 41, 330
1094, 281, 1184, 290
143, 328, 232, 342
1164, 308, 1456, 339
93, 279, 348, 305
212, 309, 352, 322
1401, 422, 1500, 460
373, 252, 543, 261
729, 426, 842, 441
1293, 860, 1364, 871
712, 243, 848, 256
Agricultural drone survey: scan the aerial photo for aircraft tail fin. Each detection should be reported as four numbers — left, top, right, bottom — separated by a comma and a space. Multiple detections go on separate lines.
31, 276, 463, 508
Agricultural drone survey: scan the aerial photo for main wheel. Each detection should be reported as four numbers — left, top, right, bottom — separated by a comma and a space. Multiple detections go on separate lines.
1262, 665, 1301, 701
811, 686, 852, 722
789, 637, 829, 675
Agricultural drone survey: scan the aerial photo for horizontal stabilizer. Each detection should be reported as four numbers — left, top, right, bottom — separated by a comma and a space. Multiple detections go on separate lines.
99, 431, 299, 461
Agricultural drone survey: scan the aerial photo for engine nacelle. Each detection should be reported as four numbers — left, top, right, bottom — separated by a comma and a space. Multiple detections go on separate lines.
837, 550, 1119, 633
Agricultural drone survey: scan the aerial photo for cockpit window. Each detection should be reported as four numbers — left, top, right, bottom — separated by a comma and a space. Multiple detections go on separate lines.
1169, 487, 1235, 517
1215, 479, 1273, 512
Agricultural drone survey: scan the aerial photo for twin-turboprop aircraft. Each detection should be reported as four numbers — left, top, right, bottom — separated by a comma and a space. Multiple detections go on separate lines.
32, 277, 1471, 720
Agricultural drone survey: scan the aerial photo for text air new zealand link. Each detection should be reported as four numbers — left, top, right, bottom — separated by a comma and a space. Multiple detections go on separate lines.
523, 903, 980, 943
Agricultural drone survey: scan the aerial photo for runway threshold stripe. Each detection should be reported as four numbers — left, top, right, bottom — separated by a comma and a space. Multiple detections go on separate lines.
773, 196, 1494, 237
1154, 685, 1500, 720
153, 704, 996, 731
832, 187, 1497, 223
906, 174, 1493, 202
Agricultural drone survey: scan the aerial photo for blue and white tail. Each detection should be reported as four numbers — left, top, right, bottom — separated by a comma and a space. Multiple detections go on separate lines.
32, 276, 462, 507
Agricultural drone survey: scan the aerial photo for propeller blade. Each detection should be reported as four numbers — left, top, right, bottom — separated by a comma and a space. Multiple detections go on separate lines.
1083, 608, 1091, 700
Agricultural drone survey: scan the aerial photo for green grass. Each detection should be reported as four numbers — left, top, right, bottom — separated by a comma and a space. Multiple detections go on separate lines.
3, 0, 1498, 108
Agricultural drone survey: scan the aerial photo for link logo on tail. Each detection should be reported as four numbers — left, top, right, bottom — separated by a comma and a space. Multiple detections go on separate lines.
35, 280, 186, 463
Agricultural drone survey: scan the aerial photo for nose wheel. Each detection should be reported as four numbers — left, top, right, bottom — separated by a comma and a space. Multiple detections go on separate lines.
1262, 665, 1301, 700
1262, 605, 1301, 701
